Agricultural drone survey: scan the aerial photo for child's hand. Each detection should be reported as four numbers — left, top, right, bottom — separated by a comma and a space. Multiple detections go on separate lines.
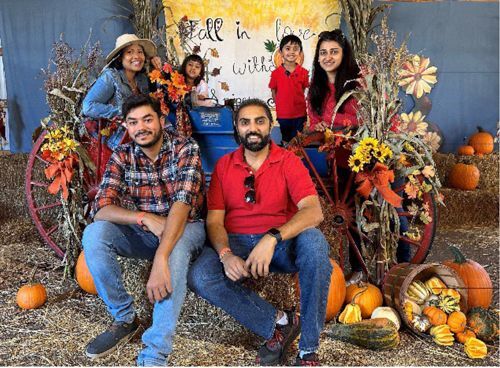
314, 121, 329, 132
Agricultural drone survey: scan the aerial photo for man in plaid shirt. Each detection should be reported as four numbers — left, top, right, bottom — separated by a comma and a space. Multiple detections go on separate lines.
82, 94, 205, 366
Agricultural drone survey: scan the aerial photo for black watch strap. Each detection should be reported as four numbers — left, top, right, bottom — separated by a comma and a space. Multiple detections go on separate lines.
266, 228, 282, 243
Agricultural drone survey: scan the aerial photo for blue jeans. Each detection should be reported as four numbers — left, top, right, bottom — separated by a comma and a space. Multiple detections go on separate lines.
277, 117, 306, 143
82, 220, 205, 366
187, 228, 332, 352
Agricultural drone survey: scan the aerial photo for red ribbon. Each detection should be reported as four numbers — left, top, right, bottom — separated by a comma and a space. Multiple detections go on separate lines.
355, 162, 403, 207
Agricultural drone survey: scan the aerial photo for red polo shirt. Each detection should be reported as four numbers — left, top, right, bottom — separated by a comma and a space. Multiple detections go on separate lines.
207, 141, 318, 234
269, 64, 309, 119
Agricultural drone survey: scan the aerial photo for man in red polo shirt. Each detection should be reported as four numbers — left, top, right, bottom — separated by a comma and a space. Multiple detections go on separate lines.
188, 99, 333, 366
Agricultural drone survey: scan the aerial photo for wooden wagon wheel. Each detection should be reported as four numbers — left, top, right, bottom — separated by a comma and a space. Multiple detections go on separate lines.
25, 121, 115, 258
289, 131, 437, 285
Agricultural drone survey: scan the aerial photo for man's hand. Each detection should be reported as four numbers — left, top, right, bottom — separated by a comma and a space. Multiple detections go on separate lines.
146, 256, 172, 303
150, 56, 162, 70
141, 213, 167, 239
222, 254, 249, 281
245, 236, 276, 279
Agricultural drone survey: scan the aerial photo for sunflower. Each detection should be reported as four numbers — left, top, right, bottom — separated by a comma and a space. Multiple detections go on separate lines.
359, 137, 379, 149
400, 111, 428, 136
348, 152, 367, 173
398, 55, 437, 98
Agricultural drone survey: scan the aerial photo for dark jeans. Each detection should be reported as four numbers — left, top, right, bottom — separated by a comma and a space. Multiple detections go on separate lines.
277, 117, 306, 143
187, 228, 333, 352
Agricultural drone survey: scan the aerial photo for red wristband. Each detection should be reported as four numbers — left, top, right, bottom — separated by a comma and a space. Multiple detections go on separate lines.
218, 247, 232, 262
136, 211, 146, 226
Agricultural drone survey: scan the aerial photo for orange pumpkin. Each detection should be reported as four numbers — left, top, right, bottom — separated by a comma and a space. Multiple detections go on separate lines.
272, 48, 305, 68
443, 246, 492, 310
468, 126, 494, 156
456, 328, 476, 344
75, 251, 97, 294
16, 283, 47, 309
294, 258, 346, 322
345, 282, 383, 318
447, 162, 480, 190
447, 311, 467, 333
457, 145, 474, 156
423, 306, 448, 326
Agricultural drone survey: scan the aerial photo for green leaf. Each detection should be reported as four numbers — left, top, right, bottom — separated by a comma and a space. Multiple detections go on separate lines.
264, 39, 277, 53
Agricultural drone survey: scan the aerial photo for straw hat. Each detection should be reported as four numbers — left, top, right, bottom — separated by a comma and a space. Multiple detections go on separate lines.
105, 34, 156, 64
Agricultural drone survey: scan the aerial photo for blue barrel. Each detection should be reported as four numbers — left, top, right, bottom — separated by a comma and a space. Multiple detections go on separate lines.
189, 106, 282, 179
189, 106, 238, 178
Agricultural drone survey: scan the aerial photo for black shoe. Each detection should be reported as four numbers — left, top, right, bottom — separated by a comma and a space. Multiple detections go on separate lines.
85, 319, 139, 359
256, 310, 301, 366
294, 352, 320, 366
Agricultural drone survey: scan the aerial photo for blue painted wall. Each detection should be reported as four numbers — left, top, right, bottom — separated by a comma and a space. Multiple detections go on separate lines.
375, 0, 499, 152
0, 0, 134, 153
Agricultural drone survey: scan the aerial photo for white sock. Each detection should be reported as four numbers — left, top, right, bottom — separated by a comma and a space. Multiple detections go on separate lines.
276, 311, 288, 326
299, 350, 314, 359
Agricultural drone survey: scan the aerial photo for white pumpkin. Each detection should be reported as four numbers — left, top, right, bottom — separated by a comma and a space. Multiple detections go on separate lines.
371, 306, 401, 330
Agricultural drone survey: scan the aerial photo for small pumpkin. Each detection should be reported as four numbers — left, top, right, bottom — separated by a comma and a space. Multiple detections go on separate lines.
457, 145, 474, 156
16, 283, 47, 310
464, 337, 488, 359
447, 311, 467, 333
430, 324, 455, 346
447, 162, 480, 190
467, 307, 499, 343
455, 328, 477, 344
371, 306, 401, 330
443, 246, 492, 310
75, 251, 97, 295
468, 126, 494, 156
345, 282, 383, 318
423, 306, 448, 326
339, 302, 362, 324
424, 276, 447, 295
412, 314, 431, 333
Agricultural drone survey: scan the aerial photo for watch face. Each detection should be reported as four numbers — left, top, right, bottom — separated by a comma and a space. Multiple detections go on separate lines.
268, 228, 280, 236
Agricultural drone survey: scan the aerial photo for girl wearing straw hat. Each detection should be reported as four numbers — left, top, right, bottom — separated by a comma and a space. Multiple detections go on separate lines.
82, 33, 162, 149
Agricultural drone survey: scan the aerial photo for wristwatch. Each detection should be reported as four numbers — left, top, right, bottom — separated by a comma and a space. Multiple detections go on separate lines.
266, 228, 282, 243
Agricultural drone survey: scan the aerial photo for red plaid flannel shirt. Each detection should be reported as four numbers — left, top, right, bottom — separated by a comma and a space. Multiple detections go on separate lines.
92, 130, 204, 221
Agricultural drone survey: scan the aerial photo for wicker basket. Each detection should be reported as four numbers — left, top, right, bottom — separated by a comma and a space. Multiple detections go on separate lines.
382, 262, 468, 335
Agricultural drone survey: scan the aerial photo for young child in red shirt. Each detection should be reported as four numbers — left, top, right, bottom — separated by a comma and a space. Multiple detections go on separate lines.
269, 35, 309, 144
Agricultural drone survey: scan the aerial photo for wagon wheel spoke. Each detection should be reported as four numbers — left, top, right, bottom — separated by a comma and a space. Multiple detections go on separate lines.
399, 235, 423, 248
30, 181, 48, 188
299, 145, 334, 205
34, 201, 62, 212
340, 171, 355, 204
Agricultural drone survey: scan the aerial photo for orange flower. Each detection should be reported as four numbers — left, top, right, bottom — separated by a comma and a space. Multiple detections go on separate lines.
149, 69, 168, 85
170, 72, 186, 89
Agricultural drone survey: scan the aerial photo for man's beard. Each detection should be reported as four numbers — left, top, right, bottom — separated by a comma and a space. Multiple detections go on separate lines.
134, 129, 163, 148
240, 131, 270, 152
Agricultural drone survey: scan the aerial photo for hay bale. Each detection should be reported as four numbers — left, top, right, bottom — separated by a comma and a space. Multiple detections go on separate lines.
0, 153, 29, 218
119, 256, 299, 330
438, 188, 499, 228
434, 152, 498, 193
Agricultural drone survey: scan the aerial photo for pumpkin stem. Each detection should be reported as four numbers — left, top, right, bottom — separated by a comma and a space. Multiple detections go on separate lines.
449, 245, 467, 264
352, 287, 368, 304
477, 126, 484, 133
